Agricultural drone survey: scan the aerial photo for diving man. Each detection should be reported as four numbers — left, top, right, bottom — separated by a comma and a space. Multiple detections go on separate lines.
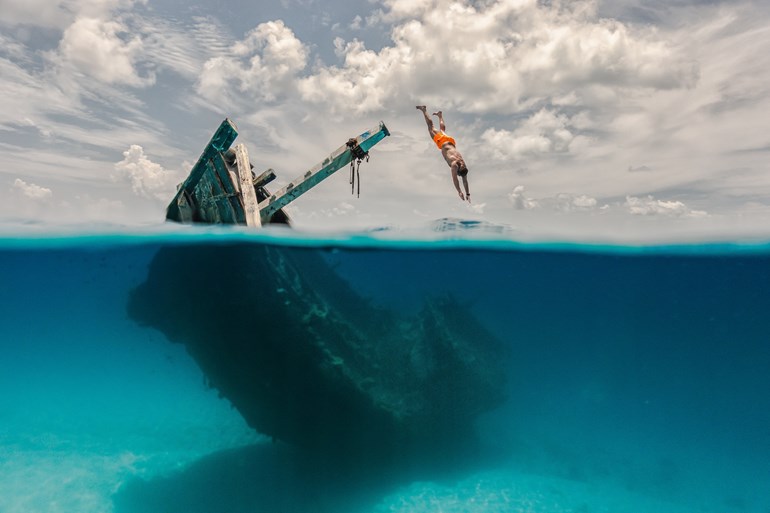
416, 105, 470, 202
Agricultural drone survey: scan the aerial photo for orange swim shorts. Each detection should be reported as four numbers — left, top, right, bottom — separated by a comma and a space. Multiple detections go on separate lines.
433, 131, 456, 150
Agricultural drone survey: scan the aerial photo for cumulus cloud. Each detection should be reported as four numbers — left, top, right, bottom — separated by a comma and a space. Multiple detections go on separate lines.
114, 145, 181, 201
508, 185, 541, 210
189, 0, 696, 119
625, 195, 707, 218
556, 193, 598, 212
350, 15, 364, 30
296, 0, 698, 115
12, 178, 53, 201
507, 188, 707, 218
483, 109, 593, 160
55, 16, 154, 87
197, 20, 308, 104
508, 185, 603, 212
297, 38, 394, 114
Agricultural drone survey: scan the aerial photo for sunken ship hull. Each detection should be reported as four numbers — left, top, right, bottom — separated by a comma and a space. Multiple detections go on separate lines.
129, 243, 507, 460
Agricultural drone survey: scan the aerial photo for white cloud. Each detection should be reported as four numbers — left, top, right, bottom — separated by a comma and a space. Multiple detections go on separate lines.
12, 178, 53, 201
297, 0, 697, 115
0, 10, 169, 146
508, 185, 541, 210
367, 0, 437, 25
625, 195, 707, 218
483, 109, 594, 161
297, 37, 393, 113
508, 186, 603, 213
556, 193, 598, 212
508, 188, 707, 219
466, 201, 486, 214
55, 16, 154, 87
114, 145, 181, 201
197, 20, 308, 104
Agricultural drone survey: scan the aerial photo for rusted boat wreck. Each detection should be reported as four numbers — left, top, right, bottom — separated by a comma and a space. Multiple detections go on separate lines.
165, 118, 389, 227
129, 120, 507, 465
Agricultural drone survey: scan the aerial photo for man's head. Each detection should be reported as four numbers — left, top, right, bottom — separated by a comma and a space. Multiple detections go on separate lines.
457, 160, 469, 177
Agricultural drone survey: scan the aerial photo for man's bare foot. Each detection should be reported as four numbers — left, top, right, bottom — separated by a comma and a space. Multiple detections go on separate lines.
416, 105, 426, 111
432, 111, 442, 117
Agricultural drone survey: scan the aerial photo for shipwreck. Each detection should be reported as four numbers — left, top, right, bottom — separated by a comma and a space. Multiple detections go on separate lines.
165, 118, 389, 227
129, 120, 508, 464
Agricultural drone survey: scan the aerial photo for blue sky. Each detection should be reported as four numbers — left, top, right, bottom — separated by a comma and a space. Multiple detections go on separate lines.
1, 0, 769, 239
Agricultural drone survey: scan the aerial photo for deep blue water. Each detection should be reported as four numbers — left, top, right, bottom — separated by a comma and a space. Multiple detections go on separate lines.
1, 226, 769, 513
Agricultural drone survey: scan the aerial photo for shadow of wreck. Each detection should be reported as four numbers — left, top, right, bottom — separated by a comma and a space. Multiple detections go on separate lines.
113, 439, 498, 513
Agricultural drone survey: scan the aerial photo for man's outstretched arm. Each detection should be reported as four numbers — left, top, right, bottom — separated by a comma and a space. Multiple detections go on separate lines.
451, 163, 465, 200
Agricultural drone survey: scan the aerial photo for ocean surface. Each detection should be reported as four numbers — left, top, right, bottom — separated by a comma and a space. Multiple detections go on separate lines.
1, 222, 769, 513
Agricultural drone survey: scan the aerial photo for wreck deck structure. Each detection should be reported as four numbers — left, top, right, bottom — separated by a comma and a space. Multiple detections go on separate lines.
166, 118, 390, 227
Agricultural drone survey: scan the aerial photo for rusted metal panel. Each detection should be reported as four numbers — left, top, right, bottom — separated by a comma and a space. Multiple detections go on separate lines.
166, 119, 238, 223
210, 154, 244, 224
195, 162, 236, 224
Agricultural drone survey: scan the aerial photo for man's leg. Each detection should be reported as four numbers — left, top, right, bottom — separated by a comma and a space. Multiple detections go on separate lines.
416, 105, 436, 138
433, 111, 446, 132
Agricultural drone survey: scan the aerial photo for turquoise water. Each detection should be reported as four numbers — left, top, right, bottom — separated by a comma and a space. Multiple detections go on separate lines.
1, 225, 769, 513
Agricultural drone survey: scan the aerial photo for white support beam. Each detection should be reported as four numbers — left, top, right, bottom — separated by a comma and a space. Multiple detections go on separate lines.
233, 144, 261, 227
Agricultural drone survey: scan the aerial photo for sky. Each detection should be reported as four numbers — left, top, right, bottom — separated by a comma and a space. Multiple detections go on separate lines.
1, 0, 769, 240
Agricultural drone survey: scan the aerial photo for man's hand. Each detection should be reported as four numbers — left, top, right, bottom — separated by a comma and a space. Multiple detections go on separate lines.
466, 193, 471, 203
458, 191, 465, 201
